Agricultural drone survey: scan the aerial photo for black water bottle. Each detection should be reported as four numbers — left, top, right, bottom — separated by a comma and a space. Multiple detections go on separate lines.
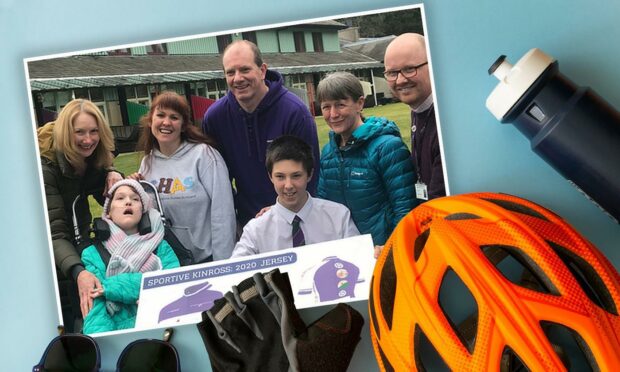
486, 48, 620, 223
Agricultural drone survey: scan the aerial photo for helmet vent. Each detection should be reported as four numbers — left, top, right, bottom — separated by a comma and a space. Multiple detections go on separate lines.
438, 268, 478, 354
540, 321, 598, 371
547, 240, 618, 315
482, 198, 549, 221
379, 247, 398, 330
499, 346, 529, 372
414, 229, 430, 261
377, 343, 395, 372
369, 276, 380, 339
481, 244, 559, 295
445, 212, 482, 220
414, 325, 450, 372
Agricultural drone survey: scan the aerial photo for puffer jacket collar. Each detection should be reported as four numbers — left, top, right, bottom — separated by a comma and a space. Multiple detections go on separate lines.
329, 116, 402, 151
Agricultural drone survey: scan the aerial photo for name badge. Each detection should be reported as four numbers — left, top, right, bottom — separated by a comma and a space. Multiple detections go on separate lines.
415, 181, 428, 201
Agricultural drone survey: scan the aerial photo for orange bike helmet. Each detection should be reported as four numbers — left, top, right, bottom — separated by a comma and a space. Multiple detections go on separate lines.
369, 192, 620, 371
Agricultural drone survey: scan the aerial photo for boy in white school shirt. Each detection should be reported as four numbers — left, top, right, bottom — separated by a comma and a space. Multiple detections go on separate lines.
231, 135, 359, 257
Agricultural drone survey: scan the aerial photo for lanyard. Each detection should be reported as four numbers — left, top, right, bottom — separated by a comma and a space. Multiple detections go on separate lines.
411, 108, 433, 180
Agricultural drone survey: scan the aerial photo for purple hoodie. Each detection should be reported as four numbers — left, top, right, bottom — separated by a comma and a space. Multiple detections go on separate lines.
202, 69, 319, 226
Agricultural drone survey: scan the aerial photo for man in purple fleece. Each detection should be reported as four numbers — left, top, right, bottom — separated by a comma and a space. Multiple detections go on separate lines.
202, 40, 320, 228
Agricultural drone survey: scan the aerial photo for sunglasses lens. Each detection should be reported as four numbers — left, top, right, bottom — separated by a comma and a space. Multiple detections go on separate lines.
42, 336, 98, 371
117, 341, 178, 372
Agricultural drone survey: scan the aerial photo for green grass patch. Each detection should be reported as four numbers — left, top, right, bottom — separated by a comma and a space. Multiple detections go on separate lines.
316, 101, 411, 149
90, 102, 412, 217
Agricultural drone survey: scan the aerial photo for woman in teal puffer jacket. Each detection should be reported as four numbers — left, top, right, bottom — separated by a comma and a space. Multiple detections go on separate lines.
316, 72, 417, 247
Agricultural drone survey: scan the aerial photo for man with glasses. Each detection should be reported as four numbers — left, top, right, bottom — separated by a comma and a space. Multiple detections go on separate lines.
384, 33, 446, 200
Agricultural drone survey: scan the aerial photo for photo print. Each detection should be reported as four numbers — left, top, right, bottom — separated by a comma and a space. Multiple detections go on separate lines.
24, 3, 448, 336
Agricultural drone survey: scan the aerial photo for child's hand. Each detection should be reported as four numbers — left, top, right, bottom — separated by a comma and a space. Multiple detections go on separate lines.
373, 245, 384, 259
89, 287, 105, 299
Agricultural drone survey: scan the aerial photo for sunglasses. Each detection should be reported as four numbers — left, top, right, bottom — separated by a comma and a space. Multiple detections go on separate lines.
33, 327, 180, 372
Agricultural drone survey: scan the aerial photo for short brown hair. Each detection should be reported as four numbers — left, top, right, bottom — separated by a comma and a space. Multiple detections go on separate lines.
266, 135, 314, 176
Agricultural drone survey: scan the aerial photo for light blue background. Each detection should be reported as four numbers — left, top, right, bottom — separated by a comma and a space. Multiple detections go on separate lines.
2, 0, 619, 370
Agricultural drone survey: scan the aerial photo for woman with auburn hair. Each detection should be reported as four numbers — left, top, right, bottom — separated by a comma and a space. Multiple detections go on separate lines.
38, 98, 123, 329
129, 91, 236, 263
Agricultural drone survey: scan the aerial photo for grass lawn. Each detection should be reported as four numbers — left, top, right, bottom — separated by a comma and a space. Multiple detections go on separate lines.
316, 102, 412, 150
89, 102, 412, 216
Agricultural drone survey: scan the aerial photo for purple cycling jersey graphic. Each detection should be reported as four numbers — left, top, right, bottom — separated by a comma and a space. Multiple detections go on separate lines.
158, 281, 223, 323
298, 256, 363, 302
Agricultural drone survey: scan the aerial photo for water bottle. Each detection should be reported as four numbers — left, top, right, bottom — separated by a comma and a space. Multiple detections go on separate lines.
486, 48, 620, 223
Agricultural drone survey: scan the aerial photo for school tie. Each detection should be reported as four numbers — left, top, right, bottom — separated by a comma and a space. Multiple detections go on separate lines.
292, 215, 305, 247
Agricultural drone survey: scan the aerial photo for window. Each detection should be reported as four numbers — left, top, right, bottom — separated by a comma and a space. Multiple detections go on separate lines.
89, 88, 104, 102
312, 32, 324, 52
94, 102, 109, 121
353, 69, 371, 83
193, 80, 228, 100
41, 92, 57, 112
217, 35, 233, 53
146, 43, 167, 55
293, 31, 306, 52
125, 86, 151, 106
74, 88, 89, 99
242, 31, 257, 44
287, 74, 307, 90
108, 48, 131, 55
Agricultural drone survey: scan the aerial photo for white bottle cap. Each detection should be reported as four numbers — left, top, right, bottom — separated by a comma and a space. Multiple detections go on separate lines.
486, 48, 555, 121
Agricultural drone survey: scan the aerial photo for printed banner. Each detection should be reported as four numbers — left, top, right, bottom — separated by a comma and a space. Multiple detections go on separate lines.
135, 234, 376, 330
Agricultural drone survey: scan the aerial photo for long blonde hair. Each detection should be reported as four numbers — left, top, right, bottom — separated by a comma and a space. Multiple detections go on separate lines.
53, 99, 115, 170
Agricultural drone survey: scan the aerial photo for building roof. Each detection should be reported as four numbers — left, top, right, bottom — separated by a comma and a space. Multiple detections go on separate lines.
281, 20, 348, 29
28, 48, 382, 91
342, 35, 396, 63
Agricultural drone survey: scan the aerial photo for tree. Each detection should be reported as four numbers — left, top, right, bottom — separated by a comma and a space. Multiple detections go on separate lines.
338, 8, 423, 38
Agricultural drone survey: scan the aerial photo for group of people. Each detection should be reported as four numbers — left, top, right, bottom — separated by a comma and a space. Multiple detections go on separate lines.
39, 33, 445, 334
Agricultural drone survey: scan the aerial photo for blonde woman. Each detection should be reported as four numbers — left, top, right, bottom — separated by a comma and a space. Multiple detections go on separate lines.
38, 99, 122, 324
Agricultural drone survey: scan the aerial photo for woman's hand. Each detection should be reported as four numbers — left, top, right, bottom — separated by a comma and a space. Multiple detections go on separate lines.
77, 270, 102, 318
255, 205, 272, 218
103, 171, 123, 196
126, 172, 144, 181
374, 245, 384, 259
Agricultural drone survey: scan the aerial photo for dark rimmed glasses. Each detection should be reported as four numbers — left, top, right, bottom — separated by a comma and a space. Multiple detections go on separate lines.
33, 327, 180, 372
383, 61, 428, 81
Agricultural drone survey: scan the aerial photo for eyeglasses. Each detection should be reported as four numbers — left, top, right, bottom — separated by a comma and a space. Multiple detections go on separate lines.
383, 62, 428, 81
33, 327, 180, 372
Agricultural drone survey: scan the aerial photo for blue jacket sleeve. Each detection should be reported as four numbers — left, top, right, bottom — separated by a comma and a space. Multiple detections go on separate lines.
81, 245, 140, 304
317, 158, 327, 200
82, 241, 180, 305
375, 137, 418, 227
158, 240, 181, 269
